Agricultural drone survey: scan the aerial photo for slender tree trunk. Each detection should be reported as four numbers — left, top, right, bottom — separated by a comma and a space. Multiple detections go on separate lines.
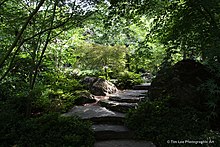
26, 1, 57, 117
125, 53, 131, 71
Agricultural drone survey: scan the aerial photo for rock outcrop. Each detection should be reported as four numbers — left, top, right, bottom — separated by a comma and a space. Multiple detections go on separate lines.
149, 59, 211, 110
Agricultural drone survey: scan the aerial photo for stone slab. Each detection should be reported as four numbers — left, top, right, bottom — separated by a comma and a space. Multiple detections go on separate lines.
62, 106, 125, 123
108, 90, 148, 103
109, 96, 143, 103
115, 90, 148, 97
98, 100, 138, 113
94, 140, 156, 147
133, 83, 151, 90
92, 124, 134, 140
92, 124, 130, 132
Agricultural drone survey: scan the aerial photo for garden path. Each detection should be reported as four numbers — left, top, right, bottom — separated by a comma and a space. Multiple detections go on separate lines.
62, 83, 155, 147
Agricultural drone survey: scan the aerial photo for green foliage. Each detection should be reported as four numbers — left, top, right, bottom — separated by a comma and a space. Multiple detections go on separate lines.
0, 112, 94, 147
107, 0, 220, 66
130, 42, 167, 74
41, 70, 83, 92
75, 42, 127, 74
126, 98, 211, 146
116, 71, 143, 89
0, 67, 83, 115
1, 0, 220, 146
76, 69, 101, 78
199, 79, 220, 120
36, 70, 84, 113
18, 113, 94, 147
196, 61, 220, 127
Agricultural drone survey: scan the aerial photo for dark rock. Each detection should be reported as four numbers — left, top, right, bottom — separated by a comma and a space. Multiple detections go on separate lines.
81, 76, 98, 88
142, 72, 154, 82
74, 91, 96, 105
149, 59, 211, 110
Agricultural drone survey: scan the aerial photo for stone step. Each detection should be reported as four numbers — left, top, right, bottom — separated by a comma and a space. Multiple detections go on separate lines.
94, 140, 156, 147
62, 105, 125, 124
109, 93, 146, 103
92, 124, 133, 140
98, 100, 138, 113
109, 96, 144, 103
112, 90, 148, 97
133, 83, 151, 90
108, 90, 148, 103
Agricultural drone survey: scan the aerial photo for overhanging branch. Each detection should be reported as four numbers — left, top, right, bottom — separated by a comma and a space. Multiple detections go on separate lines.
0, 0, 45, 69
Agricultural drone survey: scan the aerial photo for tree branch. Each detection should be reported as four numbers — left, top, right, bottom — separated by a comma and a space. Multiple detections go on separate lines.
22, 10, 94, 46
0, 0, 8, 7
22, 13, 74, 43
0, 0, 45, 69
0, 40, 25, 81
30, 0, 58, 90
201, 4, 220, 34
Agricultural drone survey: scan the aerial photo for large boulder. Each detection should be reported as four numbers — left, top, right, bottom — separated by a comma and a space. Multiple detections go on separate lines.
149, 59, 211, 110
82, 77, 118, 96
91, 78, 118, 96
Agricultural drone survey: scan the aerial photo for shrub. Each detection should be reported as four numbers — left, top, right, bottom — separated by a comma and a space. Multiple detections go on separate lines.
126, 98, 211, 147
35, 88, 77, 113
0, 112, 95, 147
18, 113, 94, 147
116, 71, 144, 89
0, 104, 23, 147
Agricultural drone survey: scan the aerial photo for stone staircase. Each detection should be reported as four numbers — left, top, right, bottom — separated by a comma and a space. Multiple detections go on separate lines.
62, 83, 155, 147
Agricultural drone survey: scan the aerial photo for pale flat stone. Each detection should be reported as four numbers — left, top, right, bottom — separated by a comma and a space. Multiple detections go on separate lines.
133, 83, 151, 90
92, 124, 130, 132
62, 106, 125, 123
94, 140, 156, 147
108, 90, 147, 103
112, 90, 148, 97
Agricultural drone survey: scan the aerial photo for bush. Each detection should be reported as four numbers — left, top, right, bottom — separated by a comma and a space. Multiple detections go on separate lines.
41, 71, 83, 92
34, 71, 85, 113
19, 113, 94, 147
126, 98, 212, 147
34, 88, 77, 113
116, 71, 144, 89
0, 112, 95, 147
0, 104, 23, 147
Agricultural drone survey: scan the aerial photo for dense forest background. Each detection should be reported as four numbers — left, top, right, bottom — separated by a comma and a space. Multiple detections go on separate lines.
1, 0, 220, 146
